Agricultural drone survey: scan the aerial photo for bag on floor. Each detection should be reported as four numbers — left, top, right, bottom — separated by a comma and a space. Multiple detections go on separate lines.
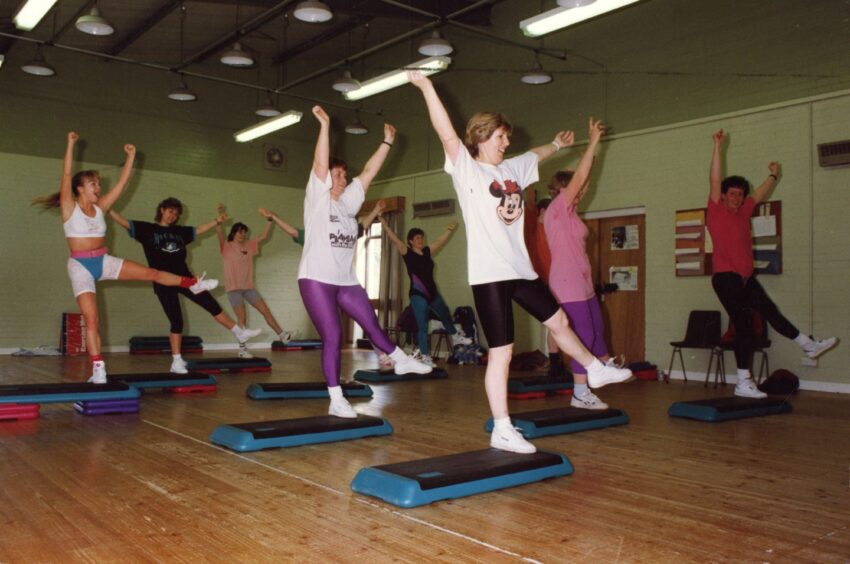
758, 369, 799, 395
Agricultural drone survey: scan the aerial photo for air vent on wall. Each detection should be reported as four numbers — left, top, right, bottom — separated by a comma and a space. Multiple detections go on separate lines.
412, 198, 455, 218
817, 139, 850, 167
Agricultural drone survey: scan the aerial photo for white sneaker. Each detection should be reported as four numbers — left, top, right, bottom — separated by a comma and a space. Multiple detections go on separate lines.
451, 332, 472, 346
490, 425, 536, 454
735, 378, 767, 399
188, 272, 219, 295
605, 354, 626, 369
571, 390, 609, 410
328, 399, 358, 418
586, 361, 633, 389
170, 357, 188, 374
238, 345, 254, 359
87, 361, 107, 384
377, 352, 394, 373
278, 331, 293, 345
234, 326, 262, 343
393, 354, 433, 375
804, 337, 838, 359
413, 350, 437, 368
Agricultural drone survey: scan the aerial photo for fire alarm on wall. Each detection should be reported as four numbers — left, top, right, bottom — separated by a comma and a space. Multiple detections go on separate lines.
263, 144, 286, 171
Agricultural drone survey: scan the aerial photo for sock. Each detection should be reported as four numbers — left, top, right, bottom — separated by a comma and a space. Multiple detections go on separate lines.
328, 386, 344, 402
493, 416, 512, 430
231, 325, 244, 340
574, 382, 589, 396
179, 276, 197, 288
583, 358, 604, 372
794, 333, 813, 348
388, 347, 407, 363
549, 352, 562, 366
737, 368, 752, 382
90, 354, 103, 364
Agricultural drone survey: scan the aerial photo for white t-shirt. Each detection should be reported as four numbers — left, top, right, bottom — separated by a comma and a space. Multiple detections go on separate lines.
297, 170, 364, 285
445, 146, 540, 284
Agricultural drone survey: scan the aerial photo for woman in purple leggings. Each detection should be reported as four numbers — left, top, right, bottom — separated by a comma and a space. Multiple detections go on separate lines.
298, 106, 431, 418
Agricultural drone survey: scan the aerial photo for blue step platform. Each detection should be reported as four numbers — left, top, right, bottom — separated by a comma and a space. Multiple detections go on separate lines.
110, 372, 216, 390
668, 396, 792, 422
353, 367, 447, 383
0, 382, 140, 404
508, 373, 573, 398
351, 449, 573, 508
485, 407, 629, 438
210, 415, 392, 452
247, 382, 373, 399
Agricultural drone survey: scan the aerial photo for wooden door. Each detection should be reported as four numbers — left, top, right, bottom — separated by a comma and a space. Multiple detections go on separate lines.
584, 214, 646, 363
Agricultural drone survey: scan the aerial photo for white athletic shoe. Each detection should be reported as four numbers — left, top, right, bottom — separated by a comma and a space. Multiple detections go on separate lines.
392, 353, 433, 375
586, 361, 633, 389
605, 354, 626, 369
88, 361, 107, 384
377, 352, 394, 374
571, 390, 609, 410
278, 331, 293, 345
490, 425, 536, 454
234, 326, 262, 343
804, 337, 838, 359
735, 378, 767, 399
238, 345, 254, 359
328, 398, 358, 418
188, 272, 219, 295
170, 357, 188, 374
413, 350, 437, 368
451, 332, 472, 347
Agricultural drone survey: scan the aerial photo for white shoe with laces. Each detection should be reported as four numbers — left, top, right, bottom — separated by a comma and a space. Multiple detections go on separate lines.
451, 332, 472, 346
170, 357, 188, 374
238, 345, 254, 359
234, 326, 262, 343
88, 361, 107, 384
571, 390, 609, 410
605, 354, 626, 369
392, 354, 433, 375
587, 361, 633, 389
188, 272, 219, 295
413, 350, 437, 368
377, 353, 394, 373
278, 331, 293, 345
490, 425, 536, 454
328, 398, 358, 418
735, 378, 767, 399
803, 337, 838, 359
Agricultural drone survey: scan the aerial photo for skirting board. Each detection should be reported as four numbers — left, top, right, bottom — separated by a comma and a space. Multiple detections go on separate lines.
666, 370, 850, 394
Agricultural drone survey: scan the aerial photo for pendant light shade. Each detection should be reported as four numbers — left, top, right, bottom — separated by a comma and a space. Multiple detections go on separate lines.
418, 31, 453, 57
345, 118, 369, 135
168, 79, 197, 101
521, 61, 552, 85
221, 42, 254, 67
21, 46, 55, 76
332, 70, 361, 93
256, 96, 281, 117
75, 5, 114, 36
293, 1, 332, 23
558, 0, 597, 7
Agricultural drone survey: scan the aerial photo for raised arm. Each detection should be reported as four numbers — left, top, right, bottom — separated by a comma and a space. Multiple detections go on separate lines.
256, 217, 274, 244
108, 208, 130, 230
258, 208, 299, 238
358, 124, 396, 192
214, 203, 227, 246
312, 105, 331, 182
429, 220, 459, 256
751, 162, 781, 204
379, 215, 408, 256
531, 130, 575, 164
408, 71, 462, 165
197, 212, 227, 236
709, 129, 725, 203
59, 131, 79, 220
359, 199, 385, 232
98, 144, 136, 212
559, 118, 604, 204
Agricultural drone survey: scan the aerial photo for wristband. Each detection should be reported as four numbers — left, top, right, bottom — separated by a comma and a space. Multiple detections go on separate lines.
267, 216, 274, 222
769, 174, 778, 180
551, 140, 561, 151
382, 141, 393, 148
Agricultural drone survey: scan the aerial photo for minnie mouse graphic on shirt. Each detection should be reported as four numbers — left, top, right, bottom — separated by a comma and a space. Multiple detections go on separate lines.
489, 179, 523, 225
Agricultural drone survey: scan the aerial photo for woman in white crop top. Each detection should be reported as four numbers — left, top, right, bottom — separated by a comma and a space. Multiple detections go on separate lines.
32, 132, 218, 384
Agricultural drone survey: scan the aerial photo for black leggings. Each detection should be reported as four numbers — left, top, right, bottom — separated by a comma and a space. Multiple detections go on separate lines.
155, 285, 223, 334
472, 277, 560, 348
711, 272, 799, 369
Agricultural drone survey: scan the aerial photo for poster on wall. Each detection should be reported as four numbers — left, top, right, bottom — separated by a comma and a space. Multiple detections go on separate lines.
609, 266, 638, 291
611, 224, 639, 250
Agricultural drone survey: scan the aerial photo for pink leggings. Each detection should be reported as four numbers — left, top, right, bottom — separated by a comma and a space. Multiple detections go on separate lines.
299, 279, 395, 386
561, 296, 609, 375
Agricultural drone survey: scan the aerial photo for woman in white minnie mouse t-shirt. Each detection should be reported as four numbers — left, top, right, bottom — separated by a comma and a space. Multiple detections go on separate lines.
409, 71, 633, 454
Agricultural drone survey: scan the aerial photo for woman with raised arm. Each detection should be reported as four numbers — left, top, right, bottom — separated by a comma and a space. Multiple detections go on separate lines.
217, 210, 292, 354
32, 132, 217, 383
545, 118, 622, 410
408, 71, 632, 453
380, 211, 471, 366
110, 200, 261, 373
298, 106, 431, 418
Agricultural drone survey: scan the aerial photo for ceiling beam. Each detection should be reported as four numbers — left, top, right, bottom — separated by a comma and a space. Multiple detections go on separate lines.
274, 14, 375, 65
107, 0, 183, 56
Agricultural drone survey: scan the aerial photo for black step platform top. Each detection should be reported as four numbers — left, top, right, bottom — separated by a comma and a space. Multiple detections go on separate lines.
508, 374, 572, 385
232, 415, 386, 439
0, 381, 131, 396
110, 372, 211, 383
514, 407, 626, 427
682, 396, 789, 412
370, 449, 565, 491
256, 382, 369, 392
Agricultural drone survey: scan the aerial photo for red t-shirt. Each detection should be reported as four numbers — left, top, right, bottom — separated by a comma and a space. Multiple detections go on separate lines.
706, 196, 757, 278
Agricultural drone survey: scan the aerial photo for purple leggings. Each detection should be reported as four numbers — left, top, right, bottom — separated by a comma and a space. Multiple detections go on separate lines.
561, 296, 609, 375
299, 279, 396, 386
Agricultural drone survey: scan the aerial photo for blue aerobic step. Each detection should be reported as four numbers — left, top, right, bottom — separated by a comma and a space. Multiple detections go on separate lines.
485, 407, 629, 438
668, 396, 792, 422
246, 382, 373, 399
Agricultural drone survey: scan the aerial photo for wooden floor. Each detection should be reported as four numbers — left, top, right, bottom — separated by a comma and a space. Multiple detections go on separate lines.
1, 349, 848, 563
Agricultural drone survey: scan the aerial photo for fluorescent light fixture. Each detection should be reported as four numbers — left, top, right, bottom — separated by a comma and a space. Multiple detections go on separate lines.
343, 56, 451, 101
221, 42, 254, 67
0, 55, 5, 70
13, 0, 58, 31
76, 5, 114, 36
418, 31, 453, 57
520, 0, 642, 38
234, 110, 303, 143
293, 1, 332, 23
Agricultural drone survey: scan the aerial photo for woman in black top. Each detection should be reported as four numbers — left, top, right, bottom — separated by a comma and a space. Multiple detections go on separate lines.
110, 198, 261, 373
380, 210, 470, 366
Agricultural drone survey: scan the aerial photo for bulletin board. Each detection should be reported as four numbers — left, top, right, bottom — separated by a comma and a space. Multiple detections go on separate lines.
674, 201, 782, 276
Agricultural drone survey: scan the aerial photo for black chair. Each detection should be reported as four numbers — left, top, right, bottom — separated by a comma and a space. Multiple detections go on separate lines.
668, 310, 723, 383
716, 316, 771, 386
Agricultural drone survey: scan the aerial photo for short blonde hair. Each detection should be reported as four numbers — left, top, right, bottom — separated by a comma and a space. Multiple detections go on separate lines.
465, 112, 512, 158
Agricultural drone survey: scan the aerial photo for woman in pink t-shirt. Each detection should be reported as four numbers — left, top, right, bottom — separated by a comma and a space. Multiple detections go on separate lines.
545, 118, 621, 410
217, 215, 291, 357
